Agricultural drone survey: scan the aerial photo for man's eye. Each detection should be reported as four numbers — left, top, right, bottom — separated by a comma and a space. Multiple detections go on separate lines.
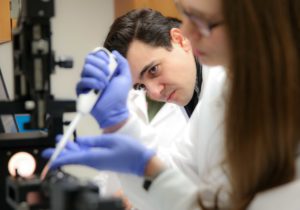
148, 65, 158, 75
133, 83, 146, 91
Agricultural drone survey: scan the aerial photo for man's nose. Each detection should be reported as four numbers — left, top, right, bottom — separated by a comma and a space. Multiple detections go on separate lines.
144, 81, 164, 101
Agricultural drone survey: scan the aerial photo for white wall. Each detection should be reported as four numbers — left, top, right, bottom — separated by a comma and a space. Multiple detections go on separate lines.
51, 0, 114, 100
51, 0, 114, 136
0, 0, 115, 179
0, 42, 13, 96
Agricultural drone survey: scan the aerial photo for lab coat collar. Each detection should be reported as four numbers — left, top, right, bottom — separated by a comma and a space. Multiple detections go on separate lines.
150, 103, 188, 126
128, 89, 188, 126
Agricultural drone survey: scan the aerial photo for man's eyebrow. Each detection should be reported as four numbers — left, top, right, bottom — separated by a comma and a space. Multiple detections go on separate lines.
139, 61, 156, 80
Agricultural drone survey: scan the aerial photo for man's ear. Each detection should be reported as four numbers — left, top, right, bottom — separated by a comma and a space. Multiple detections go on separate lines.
170, 28, 191, 52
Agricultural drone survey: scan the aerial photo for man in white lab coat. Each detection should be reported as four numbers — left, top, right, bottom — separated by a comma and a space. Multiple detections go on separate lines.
91, 8, 203, 203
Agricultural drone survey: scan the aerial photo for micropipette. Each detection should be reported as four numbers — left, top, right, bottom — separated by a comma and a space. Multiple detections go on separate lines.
41, 47, 117, 179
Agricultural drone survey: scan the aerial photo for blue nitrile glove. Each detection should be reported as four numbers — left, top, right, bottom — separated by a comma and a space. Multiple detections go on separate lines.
42, 134, 156, 176
76, 50, 132, 128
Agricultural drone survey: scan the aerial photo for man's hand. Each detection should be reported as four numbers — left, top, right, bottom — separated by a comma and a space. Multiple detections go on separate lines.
76, 50, 132, 128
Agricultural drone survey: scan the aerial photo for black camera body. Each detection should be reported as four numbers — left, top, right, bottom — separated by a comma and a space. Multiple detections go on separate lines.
6, 170, 124, 210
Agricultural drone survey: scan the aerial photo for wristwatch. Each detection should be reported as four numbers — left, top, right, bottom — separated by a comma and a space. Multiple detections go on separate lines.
142, 169, 164, 191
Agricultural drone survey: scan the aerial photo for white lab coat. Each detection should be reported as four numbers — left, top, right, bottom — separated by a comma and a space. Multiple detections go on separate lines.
127, 89, 189, 148
116, 66, 300, 210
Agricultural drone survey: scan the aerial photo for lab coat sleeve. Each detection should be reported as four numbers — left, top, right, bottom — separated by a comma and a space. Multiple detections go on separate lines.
117, 104, 200, 183
117, 169, 201, 210
147, 168, 201, 210
115, 100, 201, 210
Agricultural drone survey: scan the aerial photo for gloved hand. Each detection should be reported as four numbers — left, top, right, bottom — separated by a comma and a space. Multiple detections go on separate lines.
42, 134, 156, 176
76, 50, 132, 128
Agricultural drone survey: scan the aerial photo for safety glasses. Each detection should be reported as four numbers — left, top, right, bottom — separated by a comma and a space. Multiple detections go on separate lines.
174, 0, 224, 37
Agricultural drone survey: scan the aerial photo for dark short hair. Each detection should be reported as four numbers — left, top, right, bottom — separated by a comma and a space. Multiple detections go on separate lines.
103, 8, 181, 57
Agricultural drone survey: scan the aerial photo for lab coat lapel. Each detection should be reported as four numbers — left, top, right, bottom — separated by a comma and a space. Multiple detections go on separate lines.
150, 103, 188, 127
128, 90, 149, 123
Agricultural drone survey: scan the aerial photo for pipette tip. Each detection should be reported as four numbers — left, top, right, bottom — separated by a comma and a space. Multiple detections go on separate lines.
40, 163, 50, 180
